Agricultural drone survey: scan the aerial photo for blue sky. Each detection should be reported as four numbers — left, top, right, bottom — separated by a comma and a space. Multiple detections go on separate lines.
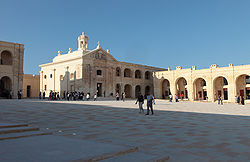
1, 0, 250, 74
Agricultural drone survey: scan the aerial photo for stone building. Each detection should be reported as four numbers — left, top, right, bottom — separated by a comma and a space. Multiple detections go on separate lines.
40, 32, 165, 98
154, 64, 250, 103
0, 41, 24, 99
22, 74, 40, 98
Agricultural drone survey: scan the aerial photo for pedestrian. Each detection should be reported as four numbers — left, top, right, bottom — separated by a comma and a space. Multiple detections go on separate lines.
39, 91, 41, 99
43, 92, 45, 99
175, 94, 178, 102
94, 94, 97, 101
169, 94, 172, 102
122, 93, 125, 102
241, 96, 245, 105
86, 93, 90, 101
218, 95, 223, 105
153, 96, 156, 105
135, 93, 144, 113
116, 92, 119, 101
237, 95, 240, 104
145, 94, 154, 115
235, 96, 238, 103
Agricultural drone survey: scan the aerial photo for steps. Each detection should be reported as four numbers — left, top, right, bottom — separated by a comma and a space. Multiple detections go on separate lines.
0, 123, 52, 141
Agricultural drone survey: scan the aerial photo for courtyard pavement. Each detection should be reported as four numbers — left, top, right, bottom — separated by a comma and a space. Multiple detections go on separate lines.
0, 99, 250, 161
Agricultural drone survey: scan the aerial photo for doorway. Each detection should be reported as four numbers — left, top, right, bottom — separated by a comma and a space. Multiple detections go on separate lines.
27, 85, 31, 98
97, 83, 102, 97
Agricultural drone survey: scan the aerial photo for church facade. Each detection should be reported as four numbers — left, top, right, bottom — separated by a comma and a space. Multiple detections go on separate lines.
39, 32, 165, 98
0, 41, 24, 98
154, 64, 250, 103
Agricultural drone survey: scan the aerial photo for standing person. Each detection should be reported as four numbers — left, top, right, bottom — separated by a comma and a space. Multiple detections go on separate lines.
94, 94, 97, 101
218, 95, 223, 105
135, 93, 144, 113
175, 94, 178, 102
39, 92, 41, 99
237, 95, 240, 104
122, 93, 126, 102
145, 94, 154, 115
86, 93, 90, 101
57, 92, 60, 100
121, 92, 124, 101
235, 96, 238, 103
169, 94, 172, 102
116, 92, 119, 101
241, 96, 245, 105
43, 92, 45, 99
82, 93, 85, 101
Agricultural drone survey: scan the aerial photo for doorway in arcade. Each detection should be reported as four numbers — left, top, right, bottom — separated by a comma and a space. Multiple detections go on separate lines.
97, 83, 102, 97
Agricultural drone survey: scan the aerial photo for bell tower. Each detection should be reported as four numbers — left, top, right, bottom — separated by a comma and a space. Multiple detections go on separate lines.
78, 32, 89, 50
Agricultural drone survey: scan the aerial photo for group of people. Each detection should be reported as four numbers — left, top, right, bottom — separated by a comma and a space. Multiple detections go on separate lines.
168, 94, 179, 102
115, 92, 126, 101
235, 95, 245, 105
135, 93, 155, 115
39, 91, 98, 101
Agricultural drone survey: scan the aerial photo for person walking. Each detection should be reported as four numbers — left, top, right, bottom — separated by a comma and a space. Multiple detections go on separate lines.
116, 92, 119, 101
86, 93, 90, 101
169, 94, 172, 102
175, 94, 178, 102
145, 94, 154, 115
94, 94, 97, 101
122, 93, 126, 102
218, 95, 223, 105
135, 93, 144, 113
241, 96, 245, 105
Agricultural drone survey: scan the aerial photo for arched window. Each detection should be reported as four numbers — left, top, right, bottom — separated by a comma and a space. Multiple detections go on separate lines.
124, 68, 132, 78
145, 71, 151, 80
135, 70, 142, 79
50, 74, 53, 78
44, 75, 47, 79
1, 51, 12, 65
116, 67, 121, 77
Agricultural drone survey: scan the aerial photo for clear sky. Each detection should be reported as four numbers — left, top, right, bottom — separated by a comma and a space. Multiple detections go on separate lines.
1, 0, 250, 74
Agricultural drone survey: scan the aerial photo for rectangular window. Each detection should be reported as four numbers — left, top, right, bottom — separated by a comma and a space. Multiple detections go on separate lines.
44, 85, 47, 91
97, 70, 102, 76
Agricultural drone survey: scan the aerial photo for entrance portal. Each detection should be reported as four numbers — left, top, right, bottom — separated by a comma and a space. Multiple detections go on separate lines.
27, 85, 31, 98
97, 83, 102, 97
0, 76, 12, 98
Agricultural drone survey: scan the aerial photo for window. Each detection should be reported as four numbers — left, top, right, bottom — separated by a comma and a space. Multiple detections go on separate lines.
135, 70, 141, 79
145, 71, 150, 80
50, 74, 53, 78
44, 75, 47, 79
124, 68, 132, 78
97, 70, 102, 76
116, 67, 121, 76
224, 78, 228, 85
44, 85, 47, 91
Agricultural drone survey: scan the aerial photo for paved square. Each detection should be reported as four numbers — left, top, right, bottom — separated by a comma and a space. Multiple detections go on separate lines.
0, 99, 250, 161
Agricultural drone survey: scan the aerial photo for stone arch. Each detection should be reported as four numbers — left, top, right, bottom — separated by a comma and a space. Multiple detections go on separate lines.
235, 74, 250, 100
1, 50, 12, 65
145, 71, 151, 80
0, 76, 12, 98
135, 85, 141, 98
124, 84, 132, 98
193, 78, 207, 100
116, 67, 121, 77
175, 77, 188, 99
161, 79, 170, 99
213, 76, 229, 101
145, 85, 151, 96
124, 68, 132, 78
135, 70, 142, 79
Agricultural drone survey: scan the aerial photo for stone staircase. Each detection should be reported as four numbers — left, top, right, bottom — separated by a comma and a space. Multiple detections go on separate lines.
0, 123, 52, 141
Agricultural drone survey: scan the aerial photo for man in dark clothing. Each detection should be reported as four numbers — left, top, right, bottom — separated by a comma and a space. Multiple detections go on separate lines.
135, 93, 144, 113
145, 94, 154, 115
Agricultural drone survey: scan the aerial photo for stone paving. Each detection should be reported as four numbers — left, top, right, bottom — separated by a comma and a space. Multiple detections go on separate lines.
0, 99, 250, 161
